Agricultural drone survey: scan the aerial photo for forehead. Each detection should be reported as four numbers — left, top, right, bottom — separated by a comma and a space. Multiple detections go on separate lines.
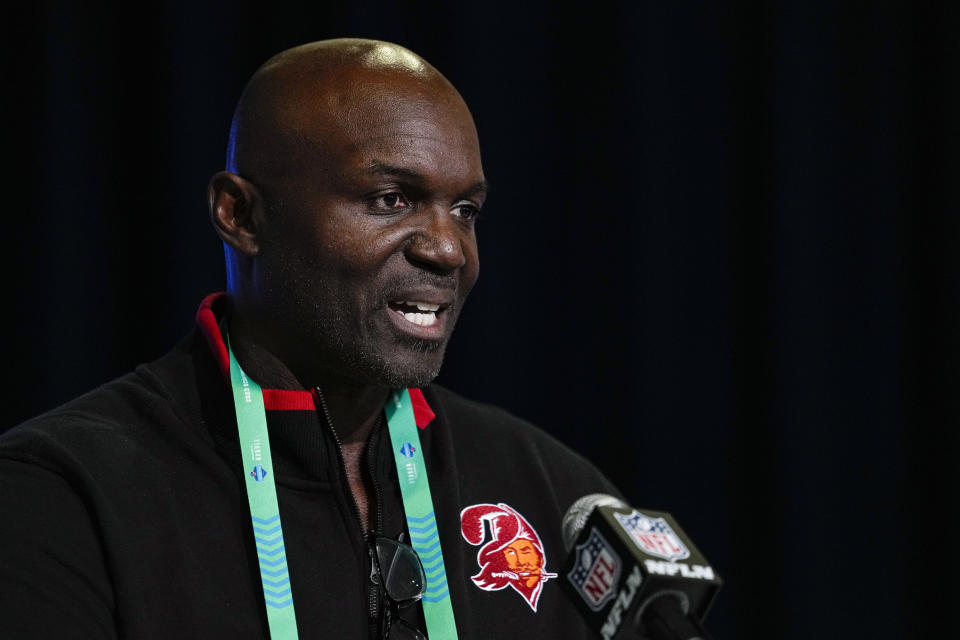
508, 539, 536, 550
285, 69, 483, 184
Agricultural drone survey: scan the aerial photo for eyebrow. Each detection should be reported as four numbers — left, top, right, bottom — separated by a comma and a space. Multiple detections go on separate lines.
365, 161, 491, 197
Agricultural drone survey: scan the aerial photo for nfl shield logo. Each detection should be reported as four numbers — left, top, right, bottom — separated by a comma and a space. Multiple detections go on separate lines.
614, 510, 690, 561
566, 527, 622, 611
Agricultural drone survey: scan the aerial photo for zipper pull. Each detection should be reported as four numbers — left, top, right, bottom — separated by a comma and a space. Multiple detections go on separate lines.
368, 545, 381, 618
369, 545, 380, 586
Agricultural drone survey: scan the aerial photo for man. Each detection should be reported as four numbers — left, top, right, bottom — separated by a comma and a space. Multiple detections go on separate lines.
1, 39, 619, 639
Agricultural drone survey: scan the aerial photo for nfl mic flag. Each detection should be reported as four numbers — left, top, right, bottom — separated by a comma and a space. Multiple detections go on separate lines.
561, 496, 721, 640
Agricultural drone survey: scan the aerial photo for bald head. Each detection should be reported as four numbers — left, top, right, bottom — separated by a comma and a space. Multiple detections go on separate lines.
208, 39, 485, 389
226, 39, 469, 193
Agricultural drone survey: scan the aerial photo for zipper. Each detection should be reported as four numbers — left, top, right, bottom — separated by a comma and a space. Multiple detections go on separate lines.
365, 416, 386, 631
366, 417, 385, 536
313, 386, 385, 630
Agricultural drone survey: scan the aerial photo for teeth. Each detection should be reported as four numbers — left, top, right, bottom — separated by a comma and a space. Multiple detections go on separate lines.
401, 311, 438, 327
396, 300, 441, 312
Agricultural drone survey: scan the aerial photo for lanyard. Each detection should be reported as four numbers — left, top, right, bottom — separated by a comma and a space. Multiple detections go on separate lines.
228, 341, 459, 639
385, 389, 459, 639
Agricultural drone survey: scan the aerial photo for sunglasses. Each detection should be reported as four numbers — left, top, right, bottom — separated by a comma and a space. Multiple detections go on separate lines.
369, 534, 428, 640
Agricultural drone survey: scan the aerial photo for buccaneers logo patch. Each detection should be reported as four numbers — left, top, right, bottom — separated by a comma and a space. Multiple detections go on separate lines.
460, 503, 557, 611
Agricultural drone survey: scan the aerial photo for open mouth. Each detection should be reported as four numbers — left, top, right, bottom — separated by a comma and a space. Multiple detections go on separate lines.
387, 300, 448, 328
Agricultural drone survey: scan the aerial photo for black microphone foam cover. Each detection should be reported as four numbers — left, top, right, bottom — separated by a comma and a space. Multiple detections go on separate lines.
562, 493, 629, 551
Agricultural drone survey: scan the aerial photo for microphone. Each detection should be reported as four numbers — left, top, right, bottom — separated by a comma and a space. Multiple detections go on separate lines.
559, 494, 721, 640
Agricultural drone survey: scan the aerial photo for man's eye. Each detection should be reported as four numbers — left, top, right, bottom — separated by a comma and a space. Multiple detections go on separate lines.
374, 192, 410, 210
453, 203, 481, 222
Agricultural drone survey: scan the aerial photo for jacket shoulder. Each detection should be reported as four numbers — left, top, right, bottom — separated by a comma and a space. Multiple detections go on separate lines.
422, 384, 621, 498
424, 384, 567, 443
0, 335, 202, 474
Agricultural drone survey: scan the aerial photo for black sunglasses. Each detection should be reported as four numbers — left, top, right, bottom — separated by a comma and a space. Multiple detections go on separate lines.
369, 534, 428, 640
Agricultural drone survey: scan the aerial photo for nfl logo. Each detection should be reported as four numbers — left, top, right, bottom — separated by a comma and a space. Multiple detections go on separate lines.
566, 528, 622, 611
614, 510, 690, 561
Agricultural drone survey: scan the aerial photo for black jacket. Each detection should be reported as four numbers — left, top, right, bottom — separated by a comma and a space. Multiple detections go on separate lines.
0, 296, 619, 639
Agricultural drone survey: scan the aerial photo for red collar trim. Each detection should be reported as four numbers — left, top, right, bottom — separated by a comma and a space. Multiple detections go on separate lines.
196, 293, 231, 382
407, 388, 435, 430
195, 293, 436, 428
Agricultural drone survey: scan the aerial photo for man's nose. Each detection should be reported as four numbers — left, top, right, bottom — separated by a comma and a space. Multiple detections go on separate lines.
404, 206, 467, 273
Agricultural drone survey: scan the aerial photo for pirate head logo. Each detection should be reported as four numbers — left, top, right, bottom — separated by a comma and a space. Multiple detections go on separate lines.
460, 502, 557, 611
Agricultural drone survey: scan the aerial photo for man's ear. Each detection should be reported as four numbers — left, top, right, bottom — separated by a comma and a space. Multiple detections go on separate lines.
208, 171, 265, 257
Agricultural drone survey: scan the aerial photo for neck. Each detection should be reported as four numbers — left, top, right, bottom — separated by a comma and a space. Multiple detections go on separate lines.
228, 312, 390, 444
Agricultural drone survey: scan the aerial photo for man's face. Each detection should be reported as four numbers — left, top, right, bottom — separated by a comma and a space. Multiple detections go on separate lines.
254, 69, 486, 388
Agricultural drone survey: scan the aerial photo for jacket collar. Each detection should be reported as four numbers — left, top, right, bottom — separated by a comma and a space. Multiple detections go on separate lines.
194, 293, 435, 428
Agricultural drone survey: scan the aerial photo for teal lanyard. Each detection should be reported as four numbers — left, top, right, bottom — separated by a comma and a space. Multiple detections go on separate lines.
228, 341, 459, 639
384, 389, 459, 638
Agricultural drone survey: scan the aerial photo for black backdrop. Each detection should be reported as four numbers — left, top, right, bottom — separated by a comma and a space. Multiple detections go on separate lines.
5, 2, 958, 638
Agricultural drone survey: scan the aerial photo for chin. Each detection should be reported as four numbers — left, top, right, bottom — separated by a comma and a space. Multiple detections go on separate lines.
374, 359, 443, 389
353, 339, 447, 389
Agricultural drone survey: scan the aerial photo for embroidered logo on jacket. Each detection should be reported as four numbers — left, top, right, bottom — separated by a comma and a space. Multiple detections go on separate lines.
460, 503, 557, 611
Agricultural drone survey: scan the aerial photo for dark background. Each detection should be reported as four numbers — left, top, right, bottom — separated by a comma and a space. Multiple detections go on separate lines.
4, 2, 958, 638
